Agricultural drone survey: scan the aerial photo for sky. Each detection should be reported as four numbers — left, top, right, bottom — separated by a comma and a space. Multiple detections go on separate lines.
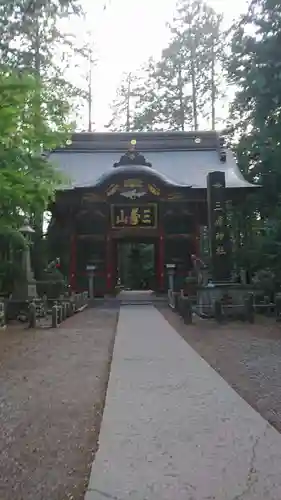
69, 0, 250, 130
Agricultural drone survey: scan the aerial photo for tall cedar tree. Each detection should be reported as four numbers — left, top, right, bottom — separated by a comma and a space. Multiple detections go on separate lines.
227, 0, 281, 274
0, 0, 83, 279
105, 72, 137, 132
132, 0, 223, 131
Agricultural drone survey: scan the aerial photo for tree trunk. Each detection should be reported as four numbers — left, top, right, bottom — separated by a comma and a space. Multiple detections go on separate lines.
211, 36, 216, 130
88, 50, 93, 132
126, 73, 131, 132
34, 17, 40, 74
178, 65, 185, 131
190, 41, 198, 131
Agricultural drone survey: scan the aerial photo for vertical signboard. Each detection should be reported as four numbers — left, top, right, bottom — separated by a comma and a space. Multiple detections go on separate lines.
199, 225, 209, 258
207, 171, 232, 281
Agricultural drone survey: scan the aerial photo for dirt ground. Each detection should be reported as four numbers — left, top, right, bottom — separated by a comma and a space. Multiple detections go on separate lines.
159, 306, 281, 434
0, 307, 118, 500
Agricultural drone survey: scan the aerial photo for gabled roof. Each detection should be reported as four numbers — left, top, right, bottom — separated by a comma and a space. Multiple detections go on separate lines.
49, 131, 256, 190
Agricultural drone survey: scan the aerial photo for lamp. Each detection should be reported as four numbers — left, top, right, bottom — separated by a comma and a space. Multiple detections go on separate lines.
166, 263, 176, 292
14, 218, 37, 299
19, 219, 35, 238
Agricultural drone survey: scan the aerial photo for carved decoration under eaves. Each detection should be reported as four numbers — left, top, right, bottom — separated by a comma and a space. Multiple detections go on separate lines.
94, 209, 106, 218
82, 192, 104, 204
167, 192, 183, 201
76, 206, 107, 219
120, 189, 146, 200
148, 184, 160, 196
106, 184, 119, 197
105, 179, 161, 199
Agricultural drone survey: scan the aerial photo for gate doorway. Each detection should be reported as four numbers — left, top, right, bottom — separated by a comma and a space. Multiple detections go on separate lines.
116, 240, 156, 290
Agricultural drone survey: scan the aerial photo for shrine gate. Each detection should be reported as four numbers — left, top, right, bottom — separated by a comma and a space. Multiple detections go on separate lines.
48, 131, 255, 295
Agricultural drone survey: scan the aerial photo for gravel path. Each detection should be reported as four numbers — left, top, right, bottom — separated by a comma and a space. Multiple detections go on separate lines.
0, 308, 118, 500
159, 307, 281, 433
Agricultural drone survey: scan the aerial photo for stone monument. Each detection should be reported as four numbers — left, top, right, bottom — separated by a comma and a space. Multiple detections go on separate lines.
207, 171, 232, 282
12, 219, 37, 300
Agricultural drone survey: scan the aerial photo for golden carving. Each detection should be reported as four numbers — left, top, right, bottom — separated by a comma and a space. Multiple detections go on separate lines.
130, 208, 141, 225
106, 184, 119, 196
167, 192, 183, 200
123, 179, 143, 188
148, 184, 160, 196
83, 193, 103, 202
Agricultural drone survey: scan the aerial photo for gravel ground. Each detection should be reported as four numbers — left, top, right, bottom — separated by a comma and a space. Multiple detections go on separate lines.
0, 307, 118, 500
159, 306, 281, 433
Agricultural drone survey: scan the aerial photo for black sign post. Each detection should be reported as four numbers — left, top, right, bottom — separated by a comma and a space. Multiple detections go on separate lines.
207, 171, 232, 282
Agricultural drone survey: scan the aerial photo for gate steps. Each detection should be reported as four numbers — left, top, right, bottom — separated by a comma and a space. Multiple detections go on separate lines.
89, 291, 168, 308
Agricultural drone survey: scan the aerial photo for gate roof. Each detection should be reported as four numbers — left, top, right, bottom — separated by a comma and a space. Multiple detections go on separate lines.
49, 131, 256, 190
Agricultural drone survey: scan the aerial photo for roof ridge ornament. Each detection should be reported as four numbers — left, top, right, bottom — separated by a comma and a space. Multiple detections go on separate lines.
113, 139, 152, 168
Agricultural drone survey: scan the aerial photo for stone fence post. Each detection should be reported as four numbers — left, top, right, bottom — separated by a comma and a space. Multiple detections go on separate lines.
0, 301, 6, 329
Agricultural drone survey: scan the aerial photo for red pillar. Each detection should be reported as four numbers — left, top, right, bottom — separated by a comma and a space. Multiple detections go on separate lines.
106, 235, 113, 293
158, 231, 165, 291
69, 233, 77, 291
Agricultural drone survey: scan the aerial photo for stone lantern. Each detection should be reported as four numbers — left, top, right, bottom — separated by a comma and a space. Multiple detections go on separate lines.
166, 263, 176, 292
13, 219, 37, 300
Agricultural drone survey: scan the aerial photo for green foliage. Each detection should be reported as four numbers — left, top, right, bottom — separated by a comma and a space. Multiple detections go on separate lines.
0, 70, 69, 227
127, 244, 154, 289
227, 0, 281, 277
118, 243, 155, 289
0, 227, 26, 249
132, 59, 166, 132
0, 68, 72, 292
134, 49, 194, 131
0, 0, 87, 128
105, 72, 137, 131
0, 0, 83, 69
0, 0, 83, 293
166, 0, 224, 129
107, 0, 224, 132
0, 260, 25, 295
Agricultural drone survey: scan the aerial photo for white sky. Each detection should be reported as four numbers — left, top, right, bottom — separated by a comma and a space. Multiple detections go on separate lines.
68, 0, 250, 130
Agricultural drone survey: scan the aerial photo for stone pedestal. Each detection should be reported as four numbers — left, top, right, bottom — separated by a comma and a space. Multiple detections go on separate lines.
13, 281, 37, 301
197, 283, 255, 317
86, 265, 96, 300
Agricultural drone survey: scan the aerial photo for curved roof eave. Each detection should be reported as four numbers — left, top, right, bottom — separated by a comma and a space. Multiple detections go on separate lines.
50, 145, 259, 190
94, 164, 192, 188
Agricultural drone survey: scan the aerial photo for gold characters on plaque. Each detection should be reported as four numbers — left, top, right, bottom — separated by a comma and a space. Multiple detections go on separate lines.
114, 205, 155, 227
214, 203, 226, 255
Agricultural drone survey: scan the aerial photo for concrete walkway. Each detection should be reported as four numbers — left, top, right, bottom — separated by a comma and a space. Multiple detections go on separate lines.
85, 306, 281, 500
